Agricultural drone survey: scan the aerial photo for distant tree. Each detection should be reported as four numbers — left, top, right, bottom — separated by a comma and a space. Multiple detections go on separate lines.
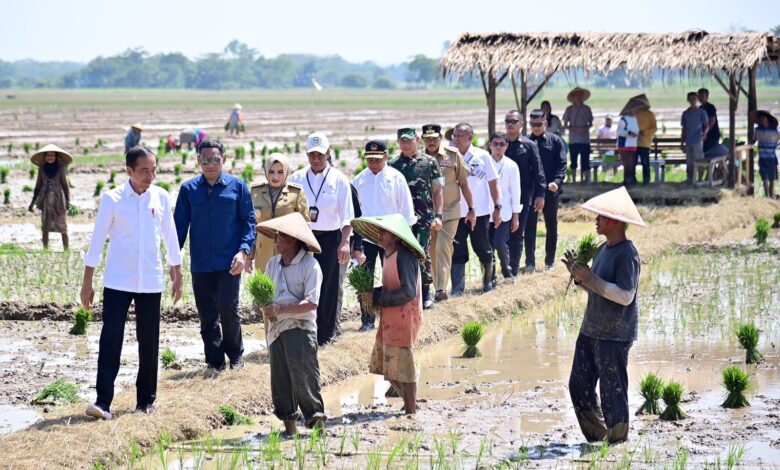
772, 25, 780, 36
406, 55, 438, 86
372, 76, 396, 89
341, 74, 367, 88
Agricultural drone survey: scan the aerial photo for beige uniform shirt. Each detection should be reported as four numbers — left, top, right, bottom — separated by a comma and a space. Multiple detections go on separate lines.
424, 145, 470, 221
249, 182, 310, 271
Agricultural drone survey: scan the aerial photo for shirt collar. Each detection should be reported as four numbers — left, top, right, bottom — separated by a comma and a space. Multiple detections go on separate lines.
124, 181, 149, 198
198, 173, 227, 187
308, 164, 330, 178
282, 248, 308, 266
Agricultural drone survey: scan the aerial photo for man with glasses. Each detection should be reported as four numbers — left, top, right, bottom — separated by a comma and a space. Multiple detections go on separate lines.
288, 132, 355, 345
174, 140, 256, 371
390, 126, 443, 309
527, 110, 568, 270
504, 110, 546, 275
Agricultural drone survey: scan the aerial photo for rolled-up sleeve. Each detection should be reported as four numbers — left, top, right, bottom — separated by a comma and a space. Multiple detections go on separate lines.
238, 181, 256, 253
161, 191, 183, 266
84, 193, 114, 268
337, 177, 355, 228
304, 259, 323, 306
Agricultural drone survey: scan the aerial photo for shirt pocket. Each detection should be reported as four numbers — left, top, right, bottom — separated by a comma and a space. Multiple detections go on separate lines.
217, 191, 238, 217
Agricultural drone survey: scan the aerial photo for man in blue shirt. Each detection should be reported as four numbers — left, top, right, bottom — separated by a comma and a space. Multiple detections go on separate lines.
174, 140, 256, 370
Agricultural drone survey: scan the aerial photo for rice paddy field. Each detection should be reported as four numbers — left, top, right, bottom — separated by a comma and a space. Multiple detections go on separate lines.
0, 88, 779, 468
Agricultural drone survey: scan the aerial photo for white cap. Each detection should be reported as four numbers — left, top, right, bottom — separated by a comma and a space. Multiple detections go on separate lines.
306, 132, 330, 154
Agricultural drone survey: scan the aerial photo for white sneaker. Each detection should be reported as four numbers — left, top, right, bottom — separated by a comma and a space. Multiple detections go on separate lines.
85, 403, 113, 420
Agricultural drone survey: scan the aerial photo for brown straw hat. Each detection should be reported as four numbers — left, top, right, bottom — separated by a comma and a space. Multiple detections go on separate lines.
567, 87, 591, 103
351, 214, 425, 260
256, 212, 321, 253
751, 110, 778, 129
581, 186, 647, 227
131, 123, 143, 131
30, 144, 74, 167
620, 94, 652, 115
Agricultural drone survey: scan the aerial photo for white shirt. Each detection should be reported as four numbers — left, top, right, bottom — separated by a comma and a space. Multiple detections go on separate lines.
84, 182, 183, 293
353, 165, 417, 226
617, 115, 640, 149
459, 145, 499, 217
491, 156, 523, 222
288, 164, 354, 231
597, 125, 617, 140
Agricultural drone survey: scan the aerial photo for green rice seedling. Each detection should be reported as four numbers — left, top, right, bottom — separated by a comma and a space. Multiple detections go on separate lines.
294, 141, 301, 153
334, 146, 342, 159
83, 147, 90, 155
659, 380, 687, 421
180, 152, 188, 165
175, 176, 182, 184
218, 404, 253, 425
721, 366, 750, 408
241, 165, 253, 183
75, 137, 80, 146
108, 170, 116, 184
755, 218, 770, 245
385, 384, 400, 397
737, 322, 763, 364
23, 142, 31, 154
772, 212, 780, 229
235, 147, 245, 160
28, 167, 35, 179
339, 160, 347, 168
34, 142, 40, 150
349, 265, 377, 315
351, 426, 361, 452
297, 163, 304, 171
66, 203, 81, 217
283, 143, 291, 154
22, 185, 32, 193
635, 373, 664, 415
32, 379, 79, 405
249, 140, 256, 159
94, 181, 104, 197
261, 144, 268, 156
7, 143, 12, 154
69, 307, 92, 335
174, 163, 182, 176
160, 347, 178, 369
0, 167, 9, 184
246, 271, 275, 307
566, 233, 599, 294
0, 243, 25, 256
461, 321, 485, 358
2, 188, 10, 204
108, 183, 116, 190
157, 181, 171, 192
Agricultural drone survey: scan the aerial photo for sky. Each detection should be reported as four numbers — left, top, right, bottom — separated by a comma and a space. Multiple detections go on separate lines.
3, 0, 779, 65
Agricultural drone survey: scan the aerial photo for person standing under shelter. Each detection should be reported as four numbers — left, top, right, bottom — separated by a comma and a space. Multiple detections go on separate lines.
562, 88, 594, 182
421, 123, 474, 301
390, 126, 443, 309
616, 106, 640, 186
288, 132, 354, 345
527, 110, 568, 271
680, 92, 709, 185
564, 186, 644, 443
630, 94, 657, 185
28, 144, 72, 250
174, 140, 256, 370
125, 123, 142, 154
697, 88, 720, 153
81, 146, 183, 420
254, 212, 326, 435
597, 115, 617, 140
354, 140, 416, 330
487, 133, 522, 281
752, 110, 779, 198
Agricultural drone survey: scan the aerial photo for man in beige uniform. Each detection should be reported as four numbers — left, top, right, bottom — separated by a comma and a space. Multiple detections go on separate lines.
421, 124, 475, 301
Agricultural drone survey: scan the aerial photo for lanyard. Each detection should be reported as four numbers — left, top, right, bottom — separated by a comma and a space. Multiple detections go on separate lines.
305, 168, 330, 206
268, 186, 284, 217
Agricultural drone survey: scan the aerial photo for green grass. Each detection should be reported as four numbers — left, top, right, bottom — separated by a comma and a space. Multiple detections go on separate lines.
160, 347, 178, 369
218, 405, 253, 426
32, 379, 79, 405
721, 366, 750, 408
636, 372, 664, 415
245, 271, 275, 307
0, 244, 26, 256
461, 321, 485, 358
69, 307, 92, 335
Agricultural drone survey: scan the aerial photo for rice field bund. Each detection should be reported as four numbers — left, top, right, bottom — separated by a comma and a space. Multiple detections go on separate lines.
0, 88, 779, 469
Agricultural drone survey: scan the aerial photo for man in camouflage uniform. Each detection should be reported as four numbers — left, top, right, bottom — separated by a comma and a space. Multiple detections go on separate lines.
390, 126, 444, 309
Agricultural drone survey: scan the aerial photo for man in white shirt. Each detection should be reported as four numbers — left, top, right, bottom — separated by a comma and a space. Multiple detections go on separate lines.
487, 133, 522, 282
353, 140, 416, 331
288, 132, 355, 345
451, 123, 502, 294
597, 115, 618, 140
80, 146, 183, 420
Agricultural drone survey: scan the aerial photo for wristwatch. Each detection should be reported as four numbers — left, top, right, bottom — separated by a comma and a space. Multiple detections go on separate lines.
494, 204, 502, 210
435, 213, 443, 219
468, 207, 474, 213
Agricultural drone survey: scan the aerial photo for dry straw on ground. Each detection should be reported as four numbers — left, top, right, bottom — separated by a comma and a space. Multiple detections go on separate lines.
1, 194, 778, 468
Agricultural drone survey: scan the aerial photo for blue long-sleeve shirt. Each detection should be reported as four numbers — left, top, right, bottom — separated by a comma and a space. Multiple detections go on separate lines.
174, 173, 256, 273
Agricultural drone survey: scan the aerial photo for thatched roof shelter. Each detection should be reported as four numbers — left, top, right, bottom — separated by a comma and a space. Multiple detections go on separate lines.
440, 31, 780, 189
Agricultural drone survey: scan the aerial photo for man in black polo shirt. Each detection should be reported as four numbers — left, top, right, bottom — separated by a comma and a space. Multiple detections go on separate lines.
504, 110, 546, 275
527, 110, 568, 270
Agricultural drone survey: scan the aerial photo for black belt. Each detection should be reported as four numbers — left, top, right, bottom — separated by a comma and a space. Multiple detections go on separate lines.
312, 229, 339, 236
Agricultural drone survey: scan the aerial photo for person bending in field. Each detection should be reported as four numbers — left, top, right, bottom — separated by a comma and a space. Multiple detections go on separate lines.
352, 214, 424, 414
563, 186, 645, 443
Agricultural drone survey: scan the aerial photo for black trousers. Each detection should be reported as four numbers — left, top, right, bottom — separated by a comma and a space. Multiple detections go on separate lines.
270, 328, 326, 426
569, 334, 632, 443
360, 242, 384, 326
569, 143, 592, 171
95, 288, 161, 412
192, 270, 243, 368
635, 147, 651, 184
508, 205, 532, 272
452, 215, 492, 265
313, 230, 342, 346
524, 192, 560, 267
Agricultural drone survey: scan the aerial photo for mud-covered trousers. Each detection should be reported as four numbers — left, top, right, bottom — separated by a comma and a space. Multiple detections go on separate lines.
568, 333, 632, 443
270, 328, 326, 427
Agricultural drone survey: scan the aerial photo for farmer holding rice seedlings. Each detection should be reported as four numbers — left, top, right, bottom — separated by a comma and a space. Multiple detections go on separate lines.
486, 132, 522, 282
351, 214, 424, 415
504, 111, 544, 276
527, 110, 568, 271
353, 140, 416, 331
174, 139, 256, 371
124, 123, 142, 153
254, 212, 326, 435
562, 87, 594, 183
247, 153, 309, 273
751, 110, 779, 198
81, 145, 183, 420
421, 123, 474, 301
390, 126, 443, 309
563, 186, 645, 443
28, 144, 72, 249
288, 132, 355, 345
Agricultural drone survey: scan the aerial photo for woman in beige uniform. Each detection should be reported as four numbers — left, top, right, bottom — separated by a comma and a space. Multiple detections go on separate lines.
248, 153, 309, 272
28, 144, 73, 249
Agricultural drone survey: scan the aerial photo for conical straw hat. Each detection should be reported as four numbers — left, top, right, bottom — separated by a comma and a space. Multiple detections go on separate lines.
751, 110, 778, 129
233, 103, 242, 110
581, 186, 646, 227
567, 87, 591, 103
256, 212, 321, 253
131, 123, 143, 131
30, 144, 73, 167
351, 214, 425, 260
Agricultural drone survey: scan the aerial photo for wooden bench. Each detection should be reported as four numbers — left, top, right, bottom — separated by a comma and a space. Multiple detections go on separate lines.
693, 156, 728, 187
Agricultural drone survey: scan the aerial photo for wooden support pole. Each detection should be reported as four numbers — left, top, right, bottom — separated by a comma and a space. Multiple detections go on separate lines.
747, 65, 757, 195
510, 73, 521, 112
727, 72, 738, 188
487, 73, 497, 137
520, 71, 528, 135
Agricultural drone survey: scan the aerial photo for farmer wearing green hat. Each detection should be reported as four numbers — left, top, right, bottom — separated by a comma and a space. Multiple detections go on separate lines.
351, 214, 424, 414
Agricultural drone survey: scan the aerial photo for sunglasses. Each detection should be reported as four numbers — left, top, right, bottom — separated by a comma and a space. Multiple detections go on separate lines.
504, 119, 521, 125
199, 156, 223, 165
490, 141, 507, 147
530, 122, 544, 128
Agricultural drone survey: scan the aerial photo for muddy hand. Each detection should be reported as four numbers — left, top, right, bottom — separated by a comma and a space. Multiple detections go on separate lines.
561, 249, 577, 273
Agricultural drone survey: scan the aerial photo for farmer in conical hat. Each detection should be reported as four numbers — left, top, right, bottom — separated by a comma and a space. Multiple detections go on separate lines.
352, 214, 424, 414
125, 123, 143, 154
562, 186, 645, 443
255, 212, 326, 435
29, 144, 73, 249
228, 103, 243, 136
563, 87, 594, 183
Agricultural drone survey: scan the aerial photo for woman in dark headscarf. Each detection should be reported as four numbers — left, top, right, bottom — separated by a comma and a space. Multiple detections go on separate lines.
28, 144, 73, 249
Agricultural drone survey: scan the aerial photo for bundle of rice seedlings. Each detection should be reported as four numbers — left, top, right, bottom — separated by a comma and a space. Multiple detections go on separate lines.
160, 347, 179, 369
659, 381, 686, 421
736, 322, 763, 364
0, 167, 9, 184
461, 321, 485, 358
28, 167, 35, 179
565, 233, 599, 294
755, 218, 770, 245
174, 163, 182, 176
635, 372, 664, 415
348, 265, 378, 315
246, 271, 275, 307
218, 404, 254, 425
32, 379, 79, 405
241, 165, 253, 183
94, 181, 105, 197
157, 181, 171, 192
69, 307, 92, 335
773, 212, 780, 229
721, 366, 750, 408
3, 188, 10, 205
67, 204, 82, 217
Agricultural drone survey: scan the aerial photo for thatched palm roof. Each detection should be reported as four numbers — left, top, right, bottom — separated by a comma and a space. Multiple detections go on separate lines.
441, 31, 780, 78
